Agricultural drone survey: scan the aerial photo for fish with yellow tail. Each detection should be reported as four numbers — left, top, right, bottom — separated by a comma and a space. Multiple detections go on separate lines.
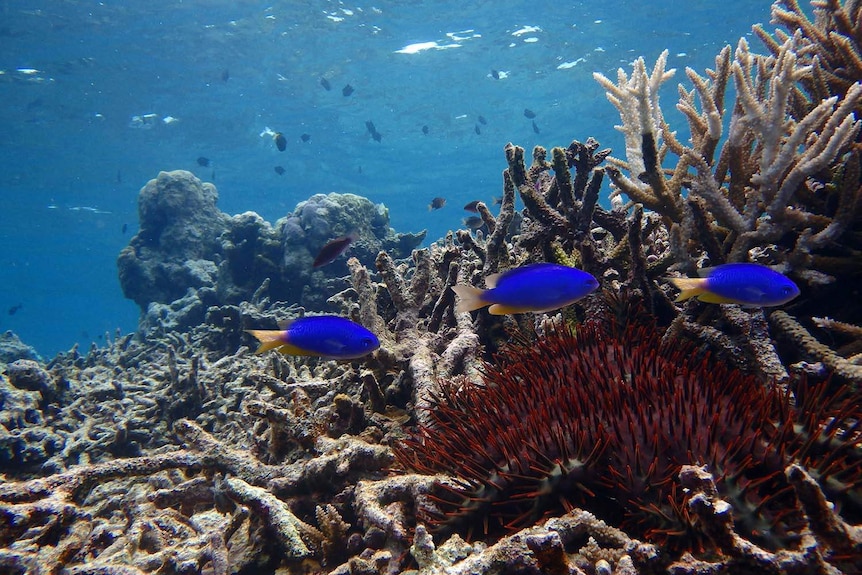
452, 262, 599, 315
669, 262, 800, 307
245, 316, 379, 359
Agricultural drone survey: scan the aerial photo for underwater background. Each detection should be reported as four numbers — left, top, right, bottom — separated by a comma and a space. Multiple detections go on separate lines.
1, 1, 765, 357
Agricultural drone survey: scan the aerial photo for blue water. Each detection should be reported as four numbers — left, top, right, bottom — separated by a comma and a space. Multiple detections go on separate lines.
0, 1, 770, 358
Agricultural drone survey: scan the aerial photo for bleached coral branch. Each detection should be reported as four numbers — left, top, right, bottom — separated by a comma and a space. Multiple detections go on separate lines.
594, 51, 681, 220
732, 34, 812, 174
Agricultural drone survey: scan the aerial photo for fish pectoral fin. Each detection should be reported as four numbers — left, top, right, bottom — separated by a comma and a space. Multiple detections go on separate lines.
322, 338, 346, 353
695, 292, 738, 304
451, 284, 488, 313
668, 277, 705, 302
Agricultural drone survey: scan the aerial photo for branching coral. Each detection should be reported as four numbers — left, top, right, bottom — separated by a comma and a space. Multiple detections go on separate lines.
593, 2, 862, 386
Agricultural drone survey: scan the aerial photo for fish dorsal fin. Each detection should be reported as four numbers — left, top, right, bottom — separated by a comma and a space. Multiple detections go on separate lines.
486, 264, 536, 288
277, 318, 296, 330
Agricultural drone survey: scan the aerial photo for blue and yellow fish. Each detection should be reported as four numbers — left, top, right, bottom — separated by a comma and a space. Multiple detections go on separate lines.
452, 262, 599, 315
245, 316, 379, 359
669, 262, 800, 307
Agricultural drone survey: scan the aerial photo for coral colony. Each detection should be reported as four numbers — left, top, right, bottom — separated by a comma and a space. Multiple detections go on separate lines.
2, 2, 862, 575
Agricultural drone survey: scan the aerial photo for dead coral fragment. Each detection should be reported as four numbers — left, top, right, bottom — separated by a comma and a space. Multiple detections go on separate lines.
770, 310, 862, 386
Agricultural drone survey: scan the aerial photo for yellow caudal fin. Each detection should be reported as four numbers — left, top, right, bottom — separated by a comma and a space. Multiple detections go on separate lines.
245, 329, 285, 354
668, 277, 706, 302
451, 284, 488, 313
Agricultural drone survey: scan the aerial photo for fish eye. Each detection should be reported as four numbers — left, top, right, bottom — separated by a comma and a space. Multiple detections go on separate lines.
361, 337, 376, 349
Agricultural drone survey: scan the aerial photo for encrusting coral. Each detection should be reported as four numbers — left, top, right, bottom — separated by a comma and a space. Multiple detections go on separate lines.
2, 1, 862, 574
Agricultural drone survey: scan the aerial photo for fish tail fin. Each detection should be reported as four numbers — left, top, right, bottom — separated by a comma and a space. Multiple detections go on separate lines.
668, 277, 706, 302
451, 285, 487, 313
245, 330, 285, 354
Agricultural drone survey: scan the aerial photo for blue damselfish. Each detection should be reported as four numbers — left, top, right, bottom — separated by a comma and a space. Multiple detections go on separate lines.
669, 262, 800, 307
452, 262, 599, 315
245, 316, 379, 359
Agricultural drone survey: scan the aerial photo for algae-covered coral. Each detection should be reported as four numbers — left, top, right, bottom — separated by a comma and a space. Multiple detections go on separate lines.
2, 1, 862, 574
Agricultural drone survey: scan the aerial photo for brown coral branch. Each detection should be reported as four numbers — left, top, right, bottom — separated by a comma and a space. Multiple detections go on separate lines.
785, 464, 862, 555
220, 475, 314, 557
347, 256, 389, 340
375, 251, 410, 312
483, 169, 517, 275
551, 146, 576, 216
504, 143, 529, 187
769, 310, 862, 385
353, 474, 444, 542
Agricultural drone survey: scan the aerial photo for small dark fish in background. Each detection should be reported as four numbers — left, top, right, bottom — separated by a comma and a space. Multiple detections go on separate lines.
366, 120, 382, 142
274, 166, 286, 175
491, 69, 500, 79
274, 132, 287, 151
342, 84, 354, 96
422, 125, 429, 135
463, 200, 481, 212
116, 169, 122, 183
493, 196, 503, 205
313, 232, 358, 268
300, 133, 311, 142
474, 124, 481, 135
532, 120, 540, 134
428, 197, 446, 210
523, 108, 536, 119
197, 156, 210, 167
221, 69, 230, 82
320, 77, 332, 91
122, 223, 128, 234
463, 216, 484, 230
477, 115, 487, 125
358, 166, 362, 174
8, 303, 22, 316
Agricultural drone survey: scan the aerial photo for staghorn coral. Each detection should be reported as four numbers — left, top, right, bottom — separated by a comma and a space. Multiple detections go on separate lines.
756, 0, 862, 105
394, 318, 862, 562
593, 4, 862, 386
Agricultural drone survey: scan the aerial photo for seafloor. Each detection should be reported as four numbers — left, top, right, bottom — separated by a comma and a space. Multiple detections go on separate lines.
2, 2, 862, 574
